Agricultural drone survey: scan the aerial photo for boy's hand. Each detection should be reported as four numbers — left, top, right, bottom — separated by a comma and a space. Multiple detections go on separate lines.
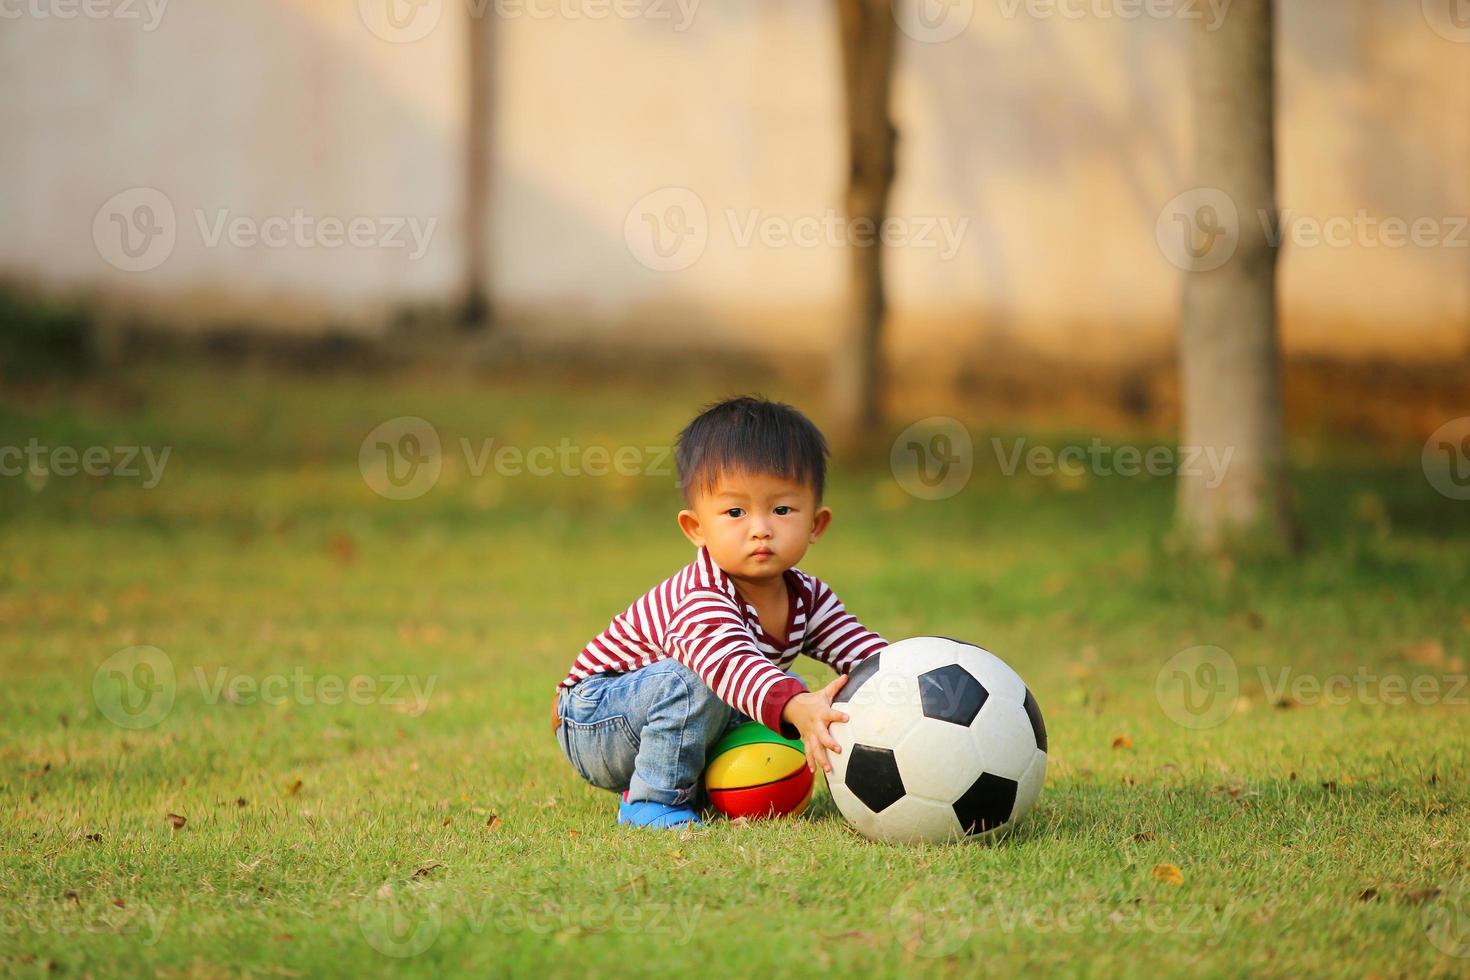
780, 674, 851, 775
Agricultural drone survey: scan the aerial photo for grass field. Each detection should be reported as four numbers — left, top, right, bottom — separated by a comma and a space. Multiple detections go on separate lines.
2, 362, 1468, 977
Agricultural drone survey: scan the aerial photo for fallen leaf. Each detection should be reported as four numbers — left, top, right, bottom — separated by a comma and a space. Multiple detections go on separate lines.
84, 833, 102, 843
112, 898, 125, 908
236, 797, 248, 807
1358, 888, 1379, 902
285, 779, 303, 796
1404, 640, 1446, 666
1273, 696, 1299, 710
442, 816, 451, 827
486, 814, 502, 831
567, 830, 580, 839
326, 532, 357, 565
1152, 863, 1184, 886
166, 813, 187, 830
1112, 735, 1134, 750
1129, 831, 1156, 843
1401, 887, 1442, 905
412, 862, 443, 879
64, 891, 80, 903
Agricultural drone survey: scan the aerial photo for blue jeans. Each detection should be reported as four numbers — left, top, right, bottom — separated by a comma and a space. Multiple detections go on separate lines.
554, 659, 804, 807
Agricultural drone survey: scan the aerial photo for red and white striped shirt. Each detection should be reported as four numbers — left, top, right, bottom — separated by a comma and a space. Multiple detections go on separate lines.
558, 546, 886, 735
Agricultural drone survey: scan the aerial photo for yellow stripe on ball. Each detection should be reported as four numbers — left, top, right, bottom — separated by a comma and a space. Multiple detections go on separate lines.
704, 742, 806, 790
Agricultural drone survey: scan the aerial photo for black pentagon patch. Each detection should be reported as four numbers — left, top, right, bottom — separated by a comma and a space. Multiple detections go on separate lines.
918, 664, 988, 727
833, 651, 882, 705
844, 744, 905, 813
953, 771, 1018, 836
1023, 688, 1047, 753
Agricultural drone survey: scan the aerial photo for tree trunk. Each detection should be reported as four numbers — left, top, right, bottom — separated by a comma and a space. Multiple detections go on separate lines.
461, 6, 493, 329
830, 0, 897, 453
1177, 0, 1295, 551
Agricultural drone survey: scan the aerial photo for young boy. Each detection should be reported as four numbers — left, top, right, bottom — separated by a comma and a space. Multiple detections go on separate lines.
551, 396, 887, 829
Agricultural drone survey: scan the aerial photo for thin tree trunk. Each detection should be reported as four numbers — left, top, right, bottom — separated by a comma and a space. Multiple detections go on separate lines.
1177, 0, 1295, 551
830, 0, 897, 452
462, 6, 493, 329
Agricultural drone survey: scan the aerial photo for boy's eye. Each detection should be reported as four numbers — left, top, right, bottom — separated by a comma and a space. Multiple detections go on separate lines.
773, 506, 792, 515
725, 507, 745, 518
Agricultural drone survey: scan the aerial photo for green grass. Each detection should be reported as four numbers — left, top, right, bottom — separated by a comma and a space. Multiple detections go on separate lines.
2, 363, 1468, 978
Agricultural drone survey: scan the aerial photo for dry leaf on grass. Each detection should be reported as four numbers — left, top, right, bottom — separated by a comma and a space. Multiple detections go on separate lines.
1151, 863, 1184, 886
1112, 735, 1134, 750
486, 814, 502, 831
285, 779, 303, 796
412, 862, 443, 879
166, 813, 187, 830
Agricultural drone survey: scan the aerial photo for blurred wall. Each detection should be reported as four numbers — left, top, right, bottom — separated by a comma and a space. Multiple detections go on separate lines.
1, 0, 1466, 363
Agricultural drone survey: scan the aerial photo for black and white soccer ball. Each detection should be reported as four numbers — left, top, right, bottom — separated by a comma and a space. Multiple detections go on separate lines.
827, 637, 1047, 844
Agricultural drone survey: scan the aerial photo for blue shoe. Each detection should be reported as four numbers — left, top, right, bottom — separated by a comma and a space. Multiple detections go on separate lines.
618, 798, 702, 829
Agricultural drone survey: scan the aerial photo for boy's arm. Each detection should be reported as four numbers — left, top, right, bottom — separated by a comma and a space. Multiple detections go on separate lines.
665, 588, 807, 739
802, 577, 887, 673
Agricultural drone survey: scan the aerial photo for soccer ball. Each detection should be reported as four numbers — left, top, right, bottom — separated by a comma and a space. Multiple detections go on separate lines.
826, 637, 1047, 844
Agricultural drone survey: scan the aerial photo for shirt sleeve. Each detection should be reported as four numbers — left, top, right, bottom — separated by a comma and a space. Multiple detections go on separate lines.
802, 576, 887, 673
665, 587, 807, 738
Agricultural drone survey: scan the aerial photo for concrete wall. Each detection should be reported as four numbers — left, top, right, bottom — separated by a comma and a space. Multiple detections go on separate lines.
2, 0, 1466, 361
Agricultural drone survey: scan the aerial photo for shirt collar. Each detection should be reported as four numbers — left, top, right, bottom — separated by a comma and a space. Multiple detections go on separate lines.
695, 544, 806, 619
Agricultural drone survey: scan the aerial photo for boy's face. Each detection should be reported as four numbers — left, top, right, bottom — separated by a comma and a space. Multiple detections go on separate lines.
676, 469, 831, 584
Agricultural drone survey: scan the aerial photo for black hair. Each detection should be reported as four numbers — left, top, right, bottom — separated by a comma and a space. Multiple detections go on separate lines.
675, 396, 829, 504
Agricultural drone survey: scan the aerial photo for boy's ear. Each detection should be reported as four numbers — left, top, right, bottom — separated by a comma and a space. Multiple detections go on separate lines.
809, 505, 832, 543
677, 509, 704, 546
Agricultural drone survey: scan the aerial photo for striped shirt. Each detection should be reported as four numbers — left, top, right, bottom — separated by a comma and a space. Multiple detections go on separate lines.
559, 545, 886, 736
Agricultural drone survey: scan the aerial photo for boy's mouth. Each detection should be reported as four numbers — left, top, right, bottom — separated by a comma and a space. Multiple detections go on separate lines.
750, 547, 774, 559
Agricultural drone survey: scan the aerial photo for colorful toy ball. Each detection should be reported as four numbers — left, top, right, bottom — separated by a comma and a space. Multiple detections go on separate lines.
703, 723, 814, 819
